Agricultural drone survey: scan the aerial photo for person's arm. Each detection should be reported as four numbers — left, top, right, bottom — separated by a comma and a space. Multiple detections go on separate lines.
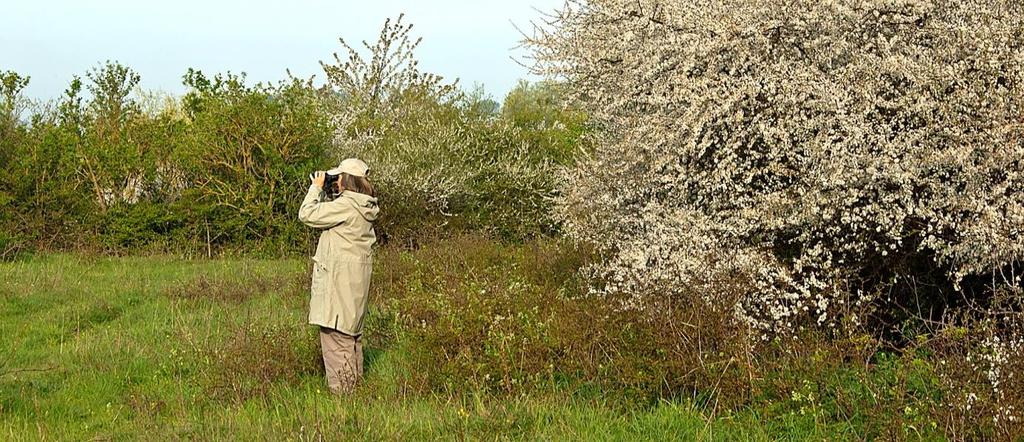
298, 174, 350, 229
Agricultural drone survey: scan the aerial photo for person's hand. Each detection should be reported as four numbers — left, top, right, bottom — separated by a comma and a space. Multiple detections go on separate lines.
312, 171, 326, 188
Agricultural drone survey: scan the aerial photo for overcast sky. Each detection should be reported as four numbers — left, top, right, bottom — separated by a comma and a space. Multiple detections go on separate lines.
1, 0, 562, 102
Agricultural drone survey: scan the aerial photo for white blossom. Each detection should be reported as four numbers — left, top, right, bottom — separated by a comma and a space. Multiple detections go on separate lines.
529, 0, 1024, 336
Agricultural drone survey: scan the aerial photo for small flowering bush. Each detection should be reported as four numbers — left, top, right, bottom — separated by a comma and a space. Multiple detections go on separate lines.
529, 0, 1024, 336
932, 289, 1024, 439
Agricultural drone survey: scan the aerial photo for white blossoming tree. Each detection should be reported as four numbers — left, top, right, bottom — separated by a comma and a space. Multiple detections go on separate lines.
529, 0, 1024, 336
321, 15, 587, 243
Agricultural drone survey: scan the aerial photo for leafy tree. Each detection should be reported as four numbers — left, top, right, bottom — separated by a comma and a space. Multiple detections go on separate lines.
0, 70, 30, 133
86, 60, 140, 139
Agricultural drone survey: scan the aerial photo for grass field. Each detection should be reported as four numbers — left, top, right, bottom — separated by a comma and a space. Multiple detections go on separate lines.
1, 251, 897, 440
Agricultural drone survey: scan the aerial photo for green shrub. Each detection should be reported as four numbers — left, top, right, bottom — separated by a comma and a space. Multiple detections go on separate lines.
1, 70, 92, 252
176, 70, 334, 256
99, 202, 184, 252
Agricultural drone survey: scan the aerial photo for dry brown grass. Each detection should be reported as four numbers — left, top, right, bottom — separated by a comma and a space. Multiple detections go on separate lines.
162, 270, 302, 304
204, 323, 321, 403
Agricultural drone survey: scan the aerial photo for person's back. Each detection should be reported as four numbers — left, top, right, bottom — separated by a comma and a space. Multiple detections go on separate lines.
311, 190, 378, 261
298, 158, 378, 394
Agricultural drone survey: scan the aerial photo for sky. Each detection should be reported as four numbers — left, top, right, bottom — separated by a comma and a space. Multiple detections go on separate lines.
1, 0, 563, 102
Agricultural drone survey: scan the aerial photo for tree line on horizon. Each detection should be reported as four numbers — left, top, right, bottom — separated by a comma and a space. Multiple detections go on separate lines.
0, 25, 588, 258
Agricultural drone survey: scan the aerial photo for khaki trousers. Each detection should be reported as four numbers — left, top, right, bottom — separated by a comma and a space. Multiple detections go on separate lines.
319, 327, 363, 393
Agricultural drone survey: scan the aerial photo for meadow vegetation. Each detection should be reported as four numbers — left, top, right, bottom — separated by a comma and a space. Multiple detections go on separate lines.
2, 2, 1024, 440
0, 241, 954, 440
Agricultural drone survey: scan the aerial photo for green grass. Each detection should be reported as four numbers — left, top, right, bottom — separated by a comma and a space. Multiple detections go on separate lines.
1, 253, 876, 440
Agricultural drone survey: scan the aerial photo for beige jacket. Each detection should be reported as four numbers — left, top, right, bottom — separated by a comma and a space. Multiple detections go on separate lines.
298, 185, 380, 335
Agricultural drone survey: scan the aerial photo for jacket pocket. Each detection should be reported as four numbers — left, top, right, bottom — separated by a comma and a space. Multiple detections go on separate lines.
310, 258, 330, 298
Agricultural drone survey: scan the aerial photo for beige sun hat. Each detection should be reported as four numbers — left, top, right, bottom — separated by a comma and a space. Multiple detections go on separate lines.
327, 158, 370, 177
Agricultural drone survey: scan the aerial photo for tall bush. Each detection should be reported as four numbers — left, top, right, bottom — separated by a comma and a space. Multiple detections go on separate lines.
1, 69, 105, 253
0, 70, 32, 257
177, 70, 333, 255
529, 0, 1024, 337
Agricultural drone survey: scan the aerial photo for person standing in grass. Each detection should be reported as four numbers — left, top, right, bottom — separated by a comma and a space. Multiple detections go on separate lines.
298, 158, 379, 394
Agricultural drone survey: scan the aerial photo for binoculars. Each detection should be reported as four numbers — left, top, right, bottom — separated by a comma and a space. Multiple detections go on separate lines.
310, 171, 342, 196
